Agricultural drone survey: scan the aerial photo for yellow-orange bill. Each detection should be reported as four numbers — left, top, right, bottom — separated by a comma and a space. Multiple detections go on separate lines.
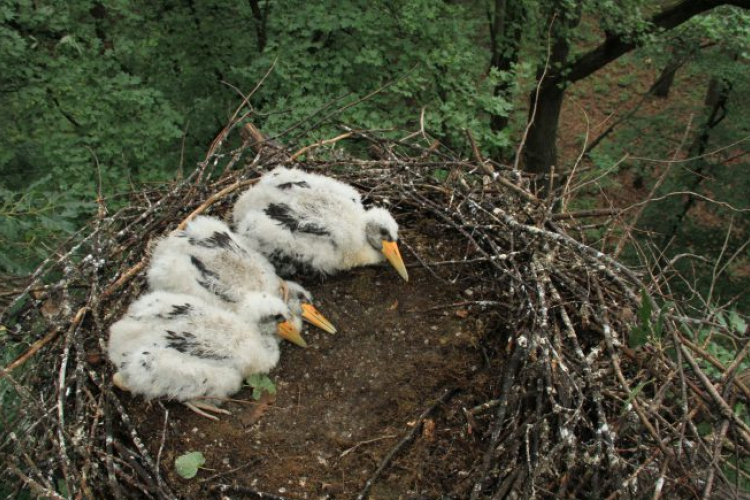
277, 320, 307, 347
301, 303, 337, 334
382, 240, 409, 282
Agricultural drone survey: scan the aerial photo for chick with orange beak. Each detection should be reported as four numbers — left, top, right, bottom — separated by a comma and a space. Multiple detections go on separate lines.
147, 216, 335, 341
108, 291, 301, 420
232, 167, 409, 281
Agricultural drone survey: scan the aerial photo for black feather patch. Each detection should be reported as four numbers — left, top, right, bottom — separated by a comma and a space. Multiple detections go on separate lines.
264, 203, 330, 236
169, 303, 192, 317
153, 303, 192, 320
190, 255, 217, 279
190, 255, 237, 303
189, 231, 245, 254
276, 180, 310, 190
268, 249, 317, 278
165, 330, 227, 360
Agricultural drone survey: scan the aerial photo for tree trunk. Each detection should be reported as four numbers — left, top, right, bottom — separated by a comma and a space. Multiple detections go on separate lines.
661, 76, 731, 246
650, 60, 679, 98
248, 0, 268, 53
523, 83, 565, 177
522, 1, 582, 179
649, 37, 702, 98
519, 0, 750, 178
488, 0, 524, 133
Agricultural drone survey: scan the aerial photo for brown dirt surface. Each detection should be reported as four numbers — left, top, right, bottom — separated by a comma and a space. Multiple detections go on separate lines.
121, 226, 505, 499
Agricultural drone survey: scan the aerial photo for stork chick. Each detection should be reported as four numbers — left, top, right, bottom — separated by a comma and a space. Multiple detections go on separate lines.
147, 215, 335, 338
232, 167, 409, 281
108, 291, 300, 420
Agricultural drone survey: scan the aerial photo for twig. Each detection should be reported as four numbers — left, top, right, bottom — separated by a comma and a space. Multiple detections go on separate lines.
210, 484, 293, 499
560, 102, 592, 212
398, 238, 445, 283
0, 306, 88, 379
100, 259, 146, 302
550, 208, 621, 220
289, 132, 353, 161
406, 300, 503, 314
470, 343, 524, 500
465, 129, 493, 176
176, 179, 259, 230
356, 388, 458, 500
339, 434, 398, 458
680, 344, 750, 447
198, 458, 261, 484
155, 407, 169, 491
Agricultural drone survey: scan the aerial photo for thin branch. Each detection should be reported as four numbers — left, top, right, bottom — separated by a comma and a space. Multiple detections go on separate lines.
356, 388, 458, 500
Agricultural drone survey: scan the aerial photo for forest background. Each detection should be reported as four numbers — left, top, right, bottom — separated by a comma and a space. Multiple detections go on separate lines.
1, 1, 749, 350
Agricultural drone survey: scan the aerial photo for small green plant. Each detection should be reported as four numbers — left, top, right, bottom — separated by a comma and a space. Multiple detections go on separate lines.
431, 168, 450, 182
694, 309, 749, 378
174, 451, 206, 479
628, 289, 668, 349
688, 307, 750, 490
617, 72, 638, 88
245, 374, 277, 400
592, 81, 610, 94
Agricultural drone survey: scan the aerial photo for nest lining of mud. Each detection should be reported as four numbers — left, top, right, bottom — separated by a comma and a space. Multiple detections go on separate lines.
1, 123, 749, 500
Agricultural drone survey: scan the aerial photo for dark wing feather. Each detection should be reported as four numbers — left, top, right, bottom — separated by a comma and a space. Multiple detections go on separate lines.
189, 255, 237, 303
189, 231, 246, 255
165, 330, 227, 360
267, 248, 317, 278
264, 203, 330, 236
154, 303, 193, 320
276, 180, 310, 190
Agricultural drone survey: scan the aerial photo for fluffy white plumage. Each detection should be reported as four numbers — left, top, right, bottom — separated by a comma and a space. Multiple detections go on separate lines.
147, 215, 333, 339
232, 167, 408, 281
107, 291, 291, 415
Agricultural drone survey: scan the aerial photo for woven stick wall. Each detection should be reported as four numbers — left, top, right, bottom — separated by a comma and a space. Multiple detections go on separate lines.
1, 122, 748, 500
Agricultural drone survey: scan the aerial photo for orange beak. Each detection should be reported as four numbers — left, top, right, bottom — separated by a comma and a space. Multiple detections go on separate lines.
382, 240, 409, 282
277, 320, 307, 347
301, 303, 337, 334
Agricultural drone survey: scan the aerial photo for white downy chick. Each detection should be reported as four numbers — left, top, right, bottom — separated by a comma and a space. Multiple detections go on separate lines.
147, 215, 335, 338
232, 167, 408, 281
107, 291, 300, 419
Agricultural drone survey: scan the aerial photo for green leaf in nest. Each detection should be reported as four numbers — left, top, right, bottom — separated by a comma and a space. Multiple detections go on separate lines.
175, 451, 205, 479
245, 373, 277, 400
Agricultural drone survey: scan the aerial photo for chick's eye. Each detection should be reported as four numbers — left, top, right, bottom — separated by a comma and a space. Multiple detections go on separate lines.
273, 314, 285, 322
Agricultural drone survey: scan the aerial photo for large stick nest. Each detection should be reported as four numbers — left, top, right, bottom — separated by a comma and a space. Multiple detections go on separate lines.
1, 122, 749, 500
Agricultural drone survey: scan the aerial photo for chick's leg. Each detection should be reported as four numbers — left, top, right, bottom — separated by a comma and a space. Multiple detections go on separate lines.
184, 400, 232, 421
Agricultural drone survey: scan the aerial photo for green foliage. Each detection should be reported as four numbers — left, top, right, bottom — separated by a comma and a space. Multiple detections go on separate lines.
689, 308, 750, 490
0, 1, 184, 193
0, 176, 93, 273
583, 0, 651, 41
629, 290, 667, 348
0, 0, 522, 274
245, 373, 276, 400
630, 294, 750, 487
694, 309, 750, 378
174, 451, 205, 479
580, 6, 750, 314
229, 0, 512, 152
431, 168, 450, 182
620, 379, 650, 416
